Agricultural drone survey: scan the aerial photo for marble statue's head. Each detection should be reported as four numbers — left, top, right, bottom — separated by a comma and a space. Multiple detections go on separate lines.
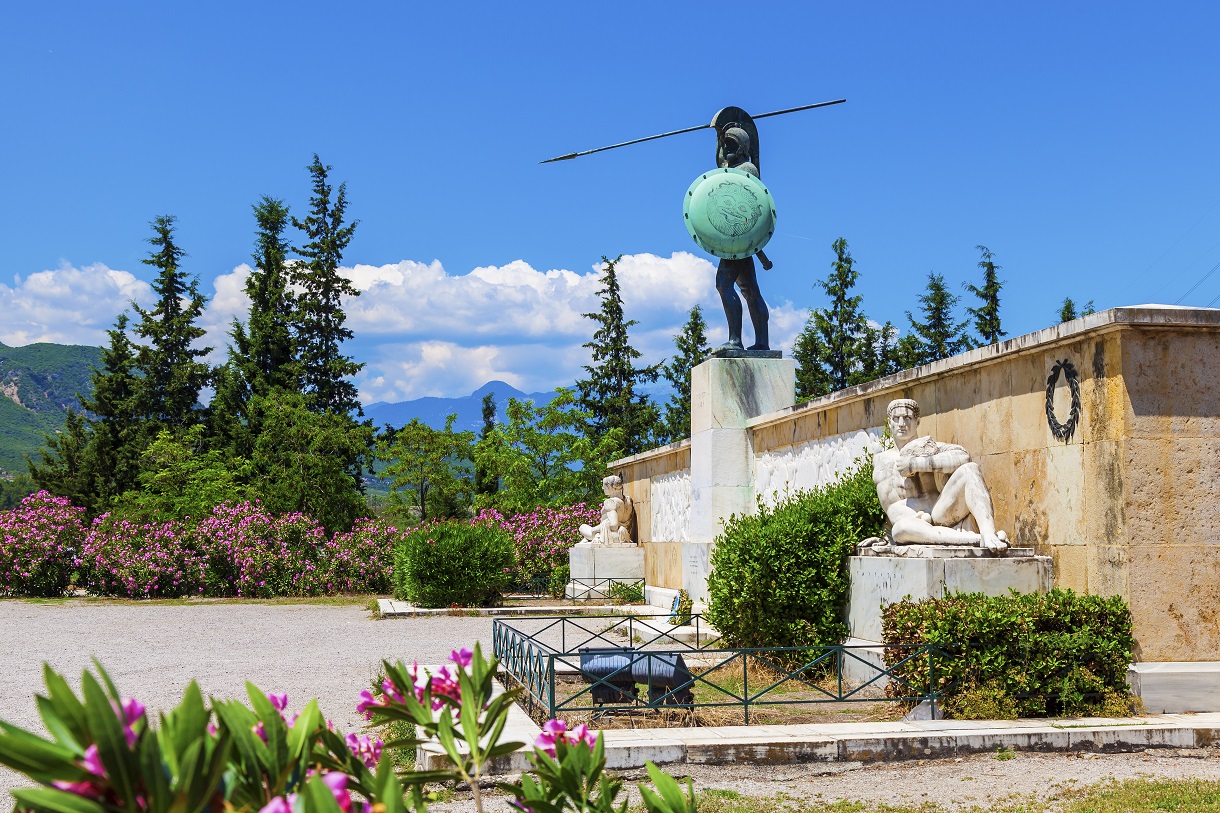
602, 474, 624, 495
886, 398, 920, 442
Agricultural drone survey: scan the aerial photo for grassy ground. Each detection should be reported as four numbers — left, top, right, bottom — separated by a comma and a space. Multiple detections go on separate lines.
688, 778, 1220, 812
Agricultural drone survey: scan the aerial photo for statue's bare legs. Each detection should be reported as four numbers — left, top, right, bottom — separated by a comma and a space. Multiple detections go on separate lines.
892, 463, 1009, 551
715, 257, 770, 351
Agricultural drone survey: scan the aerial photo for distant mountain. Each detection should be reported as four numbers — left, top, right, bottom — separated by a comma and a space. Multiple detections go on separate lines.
0, 341, 103, 475
364, 380, 559, 432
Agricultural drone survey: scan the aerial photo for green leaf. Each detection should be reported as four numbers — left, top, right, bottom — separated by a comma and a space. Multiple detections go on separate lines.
11, 787, 109, 813
80, 671, 139, 810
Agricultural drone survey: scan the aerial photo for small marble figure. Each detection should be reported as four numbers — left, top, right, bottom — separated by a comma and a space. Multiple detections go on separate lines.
865, 398, 1009, 552
579, 475, 636, 545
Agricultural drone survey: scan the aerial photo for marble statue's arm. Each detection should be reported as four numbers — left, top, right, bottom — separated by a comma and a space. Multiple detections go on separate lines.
903, 444, 970, 476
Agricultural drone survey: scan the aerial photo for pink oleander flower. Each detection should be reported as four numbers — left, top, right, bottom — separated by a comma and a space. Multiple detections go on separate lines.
259, 796, 293, 813
82, 744, 105, 777
534, 718, 596, 757
449, 647, 474, 669
322, 772, 353, 813
345, 733, 384, 769
356, 689, 380, 719
253, 721, 268, 742
267, 692, 289, 711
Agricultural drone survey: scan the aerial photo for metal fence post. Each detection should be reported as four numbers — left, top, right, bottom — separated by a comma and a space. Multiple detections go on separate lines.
743, 654, 749, 725
548, 654, 556, 720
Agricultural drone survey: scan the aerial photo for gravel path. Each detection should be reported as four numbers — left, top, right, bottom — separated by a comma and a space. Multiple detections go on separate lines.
0, 600, 493, 802
4, 600, 1220, 812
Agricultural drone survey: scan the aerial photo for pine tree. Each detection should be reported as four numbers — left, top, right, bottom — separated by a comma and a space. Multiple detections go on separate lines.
660, 305, 710, 441
792, 314, 832, 401
474, 392, 498, 497
131, 215, 212, 430
290, 155, 362, 415
78, 313, 143, 503
964, 245, 1006, 346
1059, 297, 1096, 323
854, 320, 901, 385
209, 197, 299, 456
793, 238, 870, 397
906, 273, 971, 365
576, 256, 661, 457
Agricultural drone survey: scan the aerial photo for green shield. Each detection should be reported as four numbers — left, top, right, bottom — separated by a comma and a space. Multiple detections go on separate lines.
682, 167, 777, 259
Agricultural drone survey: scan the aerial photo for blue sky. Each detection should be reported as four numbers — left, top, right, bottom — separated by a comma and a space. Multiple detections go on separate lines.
3, 2, 1219, 402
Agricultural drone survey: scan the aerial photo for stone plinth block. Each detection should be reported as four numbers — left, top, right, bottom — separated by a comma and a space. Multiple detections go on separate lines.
1128, 662, 1220, 713
567, 542, 644, 599
682, 541, 715, 604
848, 552, 1053, 642
690, 357, 796, 435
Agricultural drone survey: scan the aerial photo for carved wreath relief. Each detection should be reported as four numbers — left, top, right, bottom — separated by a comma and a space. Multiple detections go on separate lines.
1045, 358, 1081, 442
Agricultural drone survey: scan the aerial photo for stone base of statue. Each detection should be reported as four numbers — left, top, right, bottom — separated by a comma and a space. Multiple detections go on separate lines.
840, 546, 1053, 687
567, 542, 645, 600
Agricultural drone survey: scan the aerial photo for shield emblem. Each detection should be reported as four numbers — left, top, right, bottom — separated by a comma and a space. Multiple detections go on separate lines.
683, 167, 777, 260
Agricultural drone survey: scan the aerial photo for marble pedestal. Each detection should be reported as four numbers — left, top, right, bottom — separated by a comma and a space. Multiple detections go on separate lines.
682, 356, 796, 603
567, 542, 644, 599
842, 546, 1053, 686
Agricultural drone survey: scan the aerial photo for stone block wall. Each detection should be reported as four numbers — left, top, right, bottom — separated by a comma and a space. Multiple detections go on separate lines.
612, 306, 1220, 663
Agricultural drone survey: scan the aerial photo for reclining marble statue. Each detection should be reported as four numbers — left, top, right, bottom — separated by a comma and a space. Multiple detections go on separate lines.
579, 475, 636, 545
862, 398, 1010, 553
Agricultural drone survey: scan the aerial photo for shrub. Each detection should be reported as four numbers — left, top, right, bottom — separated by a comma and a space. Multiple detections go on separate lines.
393, 520, 515, 607
882, 589, 1136, 718
312, 518, 399, 595
192, 502, 327, 597
548, 563, 570, 598
79, 514, 207, 598
475, 503, 599, 584
704, 459, 885, 650
0, 491, 86, 597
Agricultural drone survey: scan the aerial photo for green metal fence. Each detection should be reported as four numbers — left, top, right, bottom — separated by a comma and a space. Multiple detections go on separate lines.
492, 614, 953, 724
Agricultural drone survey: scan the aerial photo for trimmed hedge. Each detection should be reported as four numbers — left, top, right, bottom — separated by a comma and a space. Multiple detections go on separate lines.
882, 589, 1136, 718
704, 459, 886, 650
393, 520, 515, 607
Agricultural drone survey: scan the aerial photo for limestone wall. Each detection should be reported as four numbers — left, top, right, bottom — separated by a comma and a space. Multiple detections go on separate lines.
612, 306, 1220, 663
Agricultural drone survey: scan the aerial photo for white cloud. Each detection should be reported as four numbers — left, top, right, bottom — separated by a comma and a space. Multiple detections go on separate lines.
6, 253, 806, 404
0, 262, 154, 346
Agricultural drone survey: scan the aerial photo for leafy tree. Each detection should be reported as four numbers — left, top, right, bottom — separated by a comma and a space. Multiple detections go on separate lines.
474, 389, 620, 514
110, 425, 249, 525
1059, 297, 1096, 323
905, 273, 971, 365
660, 305, 710, 441
131, 215, 212, 430
247, 392, 374, 534
576, 256, 661, 456
964, 245, 1006, 346
0, 474, 36, 510
473, 393, 498, 497
290, 155, 362, 416
794, 238, 871, 397
378, 415, 474, 523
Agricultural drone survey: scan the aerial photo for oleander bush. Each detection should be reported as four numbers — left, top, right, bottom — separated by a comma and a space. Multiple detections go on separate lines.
193, 502, 328, 597
882, 589, 1136, 718
393, 520, 515, 607
79, 514, 208, 598
475, 502, 598, 585
315, 518, 398, 595
0, 491, 87, 597
705, 459, 886, 651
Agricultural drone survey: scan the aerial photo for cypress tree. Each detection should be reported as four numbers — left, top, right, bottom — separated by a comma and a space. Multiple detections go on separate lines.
474, 392, 499, 497
290, 155, 362, 415
964, 245, 1006, 346
792, 314, 832, 401
660, 305, 710, 441
576, 256, 661, 457
794, 238, 870, 397
906, 273, 971, 365
131, 215, 211, 430
1059, 297, 1096, 323
244, 196, 298, 394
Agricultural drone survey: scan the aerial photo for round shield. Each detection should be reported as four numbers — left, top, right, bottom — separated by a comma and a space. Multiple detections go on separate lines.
683, 167, 776, 259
